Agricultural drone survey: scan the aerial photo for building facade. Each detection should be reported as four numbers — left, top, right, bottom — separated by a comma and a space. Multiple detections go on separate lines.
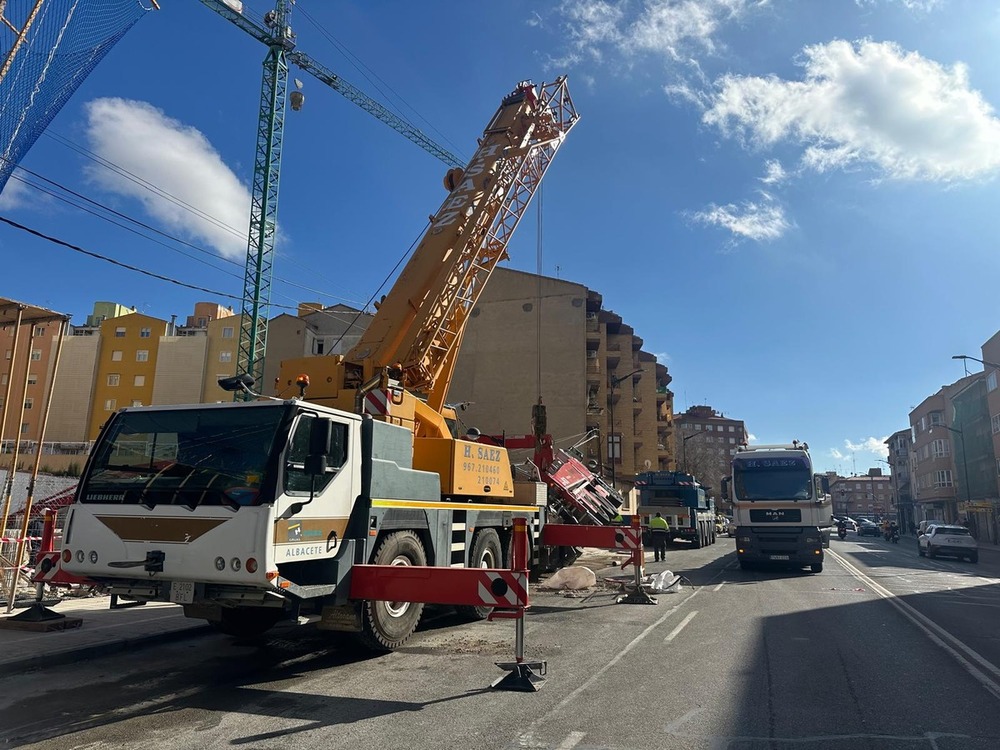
885, 429, 913, 532
830, 470, 893, 519
674, 405, 748, 505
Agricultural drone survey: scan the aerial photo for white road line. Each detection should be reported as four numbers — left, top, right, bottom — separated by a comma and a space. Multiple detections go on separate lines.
713, 581, 725, 592
828, 548, 1000, 702
555, 732, 586, 750
664, 611, 698, 642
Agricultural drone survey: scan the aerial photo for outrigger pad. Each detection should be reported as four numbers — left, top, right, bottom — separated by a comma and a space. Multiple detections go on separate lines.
492, 661, 547, 692
617, 587, 658, 606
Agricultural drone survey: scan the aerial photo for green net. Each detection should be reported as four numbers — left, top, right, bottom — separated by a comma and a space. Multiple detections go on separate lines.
0, 0, 153, 193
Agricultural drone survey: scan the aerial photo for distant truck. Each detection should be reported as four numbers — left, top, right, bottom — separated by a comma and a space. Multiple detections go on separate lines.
722, 442, 832, 573
634, 471, 718, 548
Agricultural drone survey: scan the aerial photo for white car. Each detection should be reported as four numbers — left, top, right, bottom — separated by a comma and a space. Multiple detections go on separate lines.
918, 524, 978, 563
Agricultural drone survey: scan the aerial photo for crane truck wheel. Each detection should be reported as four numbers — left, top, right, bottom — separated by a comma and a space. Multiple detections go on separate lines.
357, 530, 428, 652
457, 528, 503, 621
693, 525, 703, 549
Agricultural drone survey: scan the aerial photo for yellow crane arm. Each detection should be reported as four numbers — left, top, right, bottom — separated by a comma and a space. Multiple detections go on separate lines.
346, 78, 578, 410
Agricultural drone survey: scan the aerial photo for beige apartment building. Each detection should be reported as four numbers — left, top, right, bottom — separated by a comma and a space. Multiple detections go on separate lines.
451, 268, 675, 509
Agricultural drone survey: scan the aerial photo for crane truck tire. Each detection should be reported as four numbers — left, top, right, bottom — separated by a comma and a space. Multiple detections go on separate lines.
357, 530, 428, 652
212, 606, 284, 639
693, 526, 703, 549
457, 528, 503, 621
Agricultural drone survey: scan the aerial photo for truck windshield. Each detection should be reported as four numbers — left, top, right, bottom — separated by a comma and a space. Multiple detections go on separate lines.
82, 406, 286, 508
733, 459, 812, 501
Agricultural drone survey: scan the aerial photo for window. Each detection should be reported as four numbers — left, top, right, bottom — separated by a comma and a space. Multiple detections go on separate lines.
30, 349, 41, 361
222, 326, 234, 339
107, 374, 120, 387
20, 422, 29, 434
136, 350, 149, 362
3, 349, 9, 359
0, 373, 5, 385
934, 470, 953, 488
140, 327, 151, 338
931, 439, 950, 458
919, 416, 926, 432
695, 424, 702, 431
989, 371, 998, 392
608, 434, 622, 461
220, 351, 232, 363
729, 426, 735, 432
114, 327, 126, 338
929, 412, 942, 426
111, 350, 123, 362
314, 340, 325, 355
134, 375, 145, 387
104, 399, 117, 412
34, 326, 45, 336
23, 397, 32, 409
198, 317, 207, 327
993, 414, 1000, 435
284, 415, 348, 494
26, 373, 37, 385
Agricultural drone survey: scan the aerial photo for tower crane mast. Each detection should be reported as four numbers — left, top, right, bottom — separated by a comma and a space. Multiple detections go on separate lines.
198, 0, 462, 390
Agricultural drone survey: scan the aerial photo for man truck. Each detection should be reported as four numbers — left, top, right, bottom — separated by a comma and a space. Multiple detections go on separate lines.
722, 442, 832, 573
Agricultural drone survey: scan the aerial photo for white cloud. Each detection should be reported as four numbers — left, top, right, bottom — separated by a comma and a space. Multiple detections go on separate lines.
844, 436, 889, 458
856, 0, 941, 11
690, 193, 790, 242
759, 159, 787, 185
550, 0, 767, 68
83, 98, 250, 259
831, 448, 848, 460
703, 39, 1000, 182
654, 351, 671, 362
0, 174, 34, 210
747, 433, 758, 442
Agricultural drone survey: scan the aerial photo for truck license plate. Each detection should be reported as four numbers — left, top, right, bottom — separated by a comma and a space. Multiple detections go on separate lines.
170, 581, 195, 605
769, 554, 790, 561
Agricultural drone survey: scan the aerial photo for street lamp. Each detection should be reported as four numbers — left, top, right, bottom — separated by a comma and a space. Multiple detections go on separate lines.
953, 354, 1000, 370
682, 431, 704, 474
608, 368, 641, 490
930, 424, 971, 509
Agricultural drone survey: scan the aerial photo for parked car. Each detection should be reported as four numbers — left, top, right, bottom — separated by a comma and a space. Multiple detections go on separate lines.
857, 519, 881, 537
841, 517, 858, 533
918, 524, 978, 562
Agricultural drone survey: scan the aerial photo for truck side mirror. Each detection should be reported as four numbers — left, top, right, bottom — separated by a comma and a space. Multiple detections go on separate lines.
304, 418, 333, 476
720, 476, 730, 501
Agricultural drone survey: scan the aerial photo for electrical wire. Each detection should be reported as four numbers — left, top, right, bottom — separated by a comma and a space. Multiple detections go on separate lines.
296, 3, 467, 161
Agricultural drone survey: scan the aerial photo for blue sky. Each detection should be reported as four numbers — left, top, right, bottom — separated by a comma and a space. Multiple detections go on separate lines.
2, 0, 1000, 473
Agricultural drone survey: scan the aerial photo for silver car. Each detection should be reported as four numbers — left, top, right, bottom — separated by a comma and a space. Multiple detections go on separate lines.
918, 524, 977, 563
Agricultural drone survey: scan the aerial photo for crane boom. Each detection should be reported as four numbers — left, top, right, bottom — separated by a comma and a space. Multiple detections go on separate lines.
346, 78, 578, 411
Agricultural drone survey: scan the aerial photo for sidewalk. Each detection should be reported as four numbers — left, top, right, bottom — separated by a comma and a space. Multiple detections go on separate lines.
0, 594, 209, 674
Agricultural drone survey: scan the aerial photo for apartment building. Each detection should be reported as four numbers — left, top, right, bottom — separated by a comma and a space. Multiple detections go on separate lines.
829, 470, 893, 519
885, 429, 913, 532
450, 268, 675, 509
674, 405, 748, 502
983, 331, 1000, 503
0, 298, 68, 446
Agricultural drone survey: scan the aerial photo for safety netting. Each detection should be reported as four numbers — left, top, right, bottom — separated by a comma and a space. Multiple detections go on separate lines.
0, 0, 154, 193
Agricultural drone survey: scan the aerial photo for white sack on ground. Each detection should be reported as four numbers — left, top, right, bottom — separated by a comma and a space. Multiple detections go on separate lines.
648, 571, 681, 593
538, 566, 597, 590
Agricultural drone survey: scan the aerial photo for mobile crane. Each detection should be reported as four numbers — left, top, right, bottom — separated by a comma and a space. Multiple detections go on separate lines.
58, 79, 581, 651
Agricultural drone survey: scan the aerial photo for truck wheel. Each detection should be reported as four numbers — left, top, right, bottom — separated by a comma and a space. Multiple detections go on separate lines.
212, 607, 283, 638
693, 528, 703, 549
810, 563, 823, 573
357, 530, 427, 652
458, 528, 503, 620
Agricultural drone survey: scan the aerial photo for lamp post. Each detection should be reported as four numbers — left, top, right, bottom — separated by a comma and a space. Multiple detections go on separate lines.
952, 354, 1000, 370
876, 457, 895, 522
682, 431, 704, 474
608, 368, 642, 490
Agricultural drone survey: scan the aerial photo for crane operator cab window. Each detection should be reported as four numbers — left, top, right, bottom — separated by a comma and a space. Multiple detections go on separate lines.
284, 414, 348, 494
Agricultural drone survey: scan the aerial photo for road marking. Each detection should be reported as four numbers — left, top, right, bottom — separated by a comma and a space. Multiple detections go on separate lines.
664, 611, 698, 642
712, 581, 725, 592
555, 732, 585, 750
829, 548, 1000, 702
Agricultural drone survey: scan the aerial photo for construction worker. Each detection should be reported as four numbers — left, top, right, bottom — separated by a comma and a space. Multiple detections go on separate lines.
650, 512, 670, 562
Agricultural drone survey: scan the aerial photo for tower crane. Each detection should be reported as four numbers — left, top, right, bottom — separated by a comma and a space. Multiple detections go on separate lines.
199, 0, 463, 391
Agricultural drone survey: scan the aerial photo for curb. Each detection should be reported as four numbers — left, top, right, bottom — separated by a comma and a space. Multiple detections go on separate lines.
2, 623, 213, 676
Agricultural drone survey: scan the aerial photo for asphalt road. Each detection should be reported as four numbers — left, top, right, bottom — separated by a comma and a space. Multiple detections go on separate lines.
3, 534, 1000, 749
